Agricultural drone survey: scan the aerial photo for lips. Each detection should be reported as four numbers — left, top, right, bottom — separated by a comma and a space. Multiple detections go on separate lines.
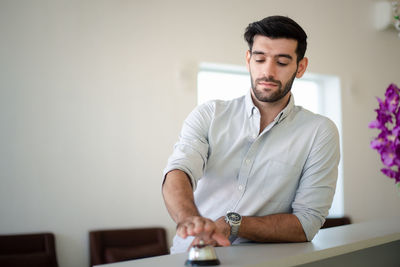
256, 78, 281, 88
257, 81, 280, 89
259, 81, 278, 87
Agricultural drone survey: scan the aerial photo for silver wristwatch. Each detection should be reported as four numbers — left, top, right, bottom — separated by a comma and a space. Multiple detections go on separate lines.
225, 211, 242, 243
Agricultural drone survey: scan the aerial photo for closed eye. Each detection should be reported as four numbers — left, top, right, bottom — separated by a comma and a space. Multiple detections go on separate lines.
277, 61, 289, 66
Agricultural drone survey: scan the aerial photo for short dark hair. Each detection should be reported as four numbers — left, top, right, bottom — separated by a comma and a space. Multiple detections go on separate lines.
244, 16, 307, 62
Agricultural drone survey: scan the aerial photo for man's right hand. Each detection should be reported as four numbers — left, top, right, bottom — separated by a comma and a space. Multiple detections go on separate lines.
177, 215, 230, 248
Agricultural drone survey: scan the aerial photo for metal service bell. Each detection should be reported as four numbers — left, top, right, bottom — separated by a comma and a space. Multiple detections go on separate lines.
185, 240, 220, 266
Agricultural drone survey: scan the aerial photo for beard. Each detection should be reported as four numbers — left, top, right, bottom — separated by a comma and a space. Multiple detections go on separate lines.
250, 69, 297, 103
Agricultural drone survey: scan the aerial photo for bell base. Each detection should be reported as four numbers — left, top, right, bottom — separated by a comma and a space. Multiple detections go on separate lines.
185, 259, 220, 266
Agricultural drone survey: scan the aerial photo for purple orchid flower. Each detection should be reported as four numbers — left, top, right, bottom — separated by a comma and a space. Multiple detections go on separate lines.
370, 130, 389, 150
370, 83, 400, 184
381, 168, 400, 183
385, 84, 400, 113
369, 97, 392, 130
380, 144, 396, 167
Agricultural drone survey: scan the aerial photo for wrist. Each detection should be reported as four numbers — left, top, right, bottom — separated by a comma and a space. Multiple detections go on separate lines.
175, 210, 200, 224
225, 212, 242, 243
216, 216, 231, 238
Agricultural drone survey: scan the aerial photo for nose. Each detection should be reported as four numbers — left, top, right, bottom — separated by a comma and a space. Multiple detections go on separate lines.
262, 60, 277, 78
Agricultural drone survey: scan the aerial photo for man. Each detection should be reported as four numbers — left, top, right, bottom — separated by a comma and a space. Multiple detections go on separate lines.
162, 15, 340, 254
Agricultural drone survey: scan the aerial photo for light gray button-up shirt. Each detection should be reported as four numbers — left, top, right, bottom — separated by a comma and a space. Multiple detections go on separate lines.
164, 91, 340, 253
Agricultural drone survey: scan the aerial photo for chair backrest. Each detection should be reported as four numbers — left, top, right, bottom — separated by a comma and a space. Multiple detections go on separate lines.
89, 227, 168, 266
321, 216, 352, 229
0, 232, 58, 267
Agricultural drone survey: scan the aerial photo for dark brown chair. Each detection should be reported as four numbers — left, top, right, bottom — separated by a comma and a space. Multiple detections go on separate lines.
89, 227, 168, 266
0, 232, 58, 267
321, 216, 352, 229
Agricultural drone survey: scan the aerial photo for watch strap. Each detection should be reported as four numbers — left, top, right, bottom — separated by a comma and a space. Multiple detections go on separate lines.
225, 212, 241, 243
230, 223, 240, 236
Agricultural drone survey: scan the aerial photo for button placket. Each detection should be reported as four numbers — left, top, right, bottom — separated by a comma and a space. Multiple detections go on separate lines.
250, 108, 260, 142
232, 139, 259, 210
230, 106, 262, 211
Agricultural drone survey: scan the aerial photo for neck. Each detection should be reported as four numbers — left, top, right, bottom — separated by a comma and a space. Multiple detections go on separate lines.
251, 92, 291, 133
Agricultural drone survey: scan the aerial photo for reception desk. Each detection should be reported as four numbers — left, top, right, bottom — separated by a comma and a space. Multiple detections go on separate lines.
96, 216, 400, 267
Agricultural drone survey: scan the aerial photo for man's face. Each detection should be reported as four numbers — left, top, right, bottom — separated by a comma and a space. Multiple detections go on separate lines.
246, 35, 307, 104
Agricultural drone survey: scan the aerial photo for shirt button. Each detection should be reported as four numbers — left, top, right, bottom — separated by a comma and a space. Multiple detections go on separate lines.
245, 159, 251, 164
238, 185, 243, 191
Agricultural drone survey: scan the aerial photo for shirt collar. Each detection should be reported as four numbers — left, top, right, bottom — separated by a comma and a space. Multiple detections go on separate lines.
245, 90, 255, 117
276, 94, 295, 123
244, 90, 295, 123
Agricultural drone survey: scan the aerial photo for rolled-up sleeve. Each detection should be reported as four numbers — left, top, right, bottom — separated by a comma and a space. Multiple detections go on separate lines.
163, 102, 214, 191
292, 118, 340, 241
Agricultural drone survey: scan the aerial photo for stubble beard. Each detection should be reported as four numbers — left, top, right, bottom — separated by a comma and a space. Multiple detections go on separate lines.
250, 70, 297, 103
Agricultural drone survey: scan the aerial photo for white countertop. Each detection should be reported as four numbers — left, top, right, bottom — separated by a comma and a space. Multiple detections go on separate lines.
96, 216, 400, 267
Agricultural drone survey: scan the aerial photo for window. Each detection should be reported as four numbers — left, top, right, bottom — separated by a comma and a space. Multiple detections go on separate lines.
197, 62, 343, 217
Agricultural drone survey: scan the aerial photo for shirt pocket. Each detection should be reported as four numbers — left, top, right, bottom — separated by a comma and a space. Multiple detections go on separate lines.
261, 160, 301, 203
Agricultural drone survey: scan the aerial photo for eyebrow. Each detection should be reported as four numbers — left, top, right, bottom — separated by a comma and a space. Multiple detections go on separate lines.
251, 50, 293, 60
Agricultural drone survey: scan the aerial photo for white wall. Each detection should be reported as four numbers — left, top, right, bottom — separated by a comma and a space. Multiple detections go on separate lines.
1, 0, 399, 267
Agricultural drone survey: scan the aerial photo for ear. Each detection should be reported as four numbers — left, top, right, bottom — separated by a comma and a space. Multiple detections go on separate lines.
296, 57, 308, 78
245, 50, 251, 71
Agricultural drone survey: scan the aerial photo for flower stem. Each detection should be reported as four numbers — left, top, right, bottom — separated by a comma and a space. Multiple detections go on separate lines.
397, 182, 400, 196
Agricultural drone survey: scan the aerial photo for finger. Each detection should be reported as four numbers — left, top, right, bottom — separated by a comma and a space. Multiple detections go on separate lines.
189, 234, 217, 249
202, 218, 217, 234
192, 217, 206, 235
202, 236, 217, 247
189, 236, 200, 249
176, 223, 189, 239
186, 222, 196, 236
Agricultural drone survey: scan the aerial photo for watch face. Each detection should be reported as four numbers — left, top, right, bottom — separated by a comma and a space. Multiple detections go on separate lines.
227, 212, 241, 222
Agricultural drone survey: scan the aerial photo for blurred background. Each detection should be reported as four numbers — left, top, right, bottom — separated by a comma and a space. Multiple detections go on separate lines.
1, 0, 400, 266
